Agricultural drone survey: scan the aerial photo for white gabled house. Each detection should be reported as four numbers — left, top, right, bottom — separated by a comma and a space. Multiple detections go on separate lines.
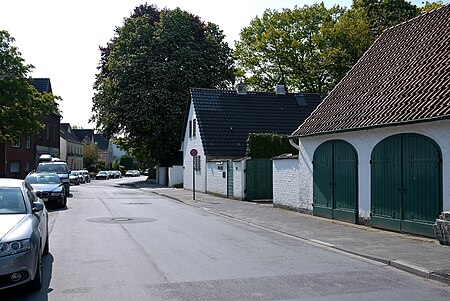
285, 5, 450, 238
181, 86, 323, 200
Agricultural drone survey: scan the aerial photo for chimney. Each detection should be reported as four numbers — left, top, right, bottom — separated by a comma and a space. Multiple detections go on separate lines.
275, 84, 286, 95
236, 82, 246, 95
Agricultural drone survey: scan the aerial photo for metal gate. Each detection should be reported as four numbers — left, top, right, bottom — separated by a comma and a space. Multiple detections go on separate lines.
313, 140, 358, 223
245, 159, 273, 200
227, 160, 233, 198
371, 134, 442, 237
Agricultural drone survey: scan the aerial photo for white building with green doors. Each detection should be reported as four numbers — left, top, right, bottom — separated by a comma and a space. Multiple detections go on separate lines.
288, 6, 450, 238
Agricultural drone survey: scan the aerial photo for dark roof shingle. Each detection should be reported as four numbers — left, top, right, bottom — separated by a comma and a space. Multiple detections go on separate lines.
292, 5, 450, 137
30, 78, 52, 93
190, 88, 323, 156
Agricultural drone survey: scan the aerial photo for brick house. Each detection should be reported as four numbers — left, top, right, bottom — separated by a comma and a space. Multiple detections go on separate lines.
0, 78, 60, 178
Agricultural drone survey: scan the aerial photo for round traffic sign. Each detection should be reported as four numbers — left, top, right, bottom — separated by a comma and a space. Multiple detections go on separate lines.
190, 149, 198, 157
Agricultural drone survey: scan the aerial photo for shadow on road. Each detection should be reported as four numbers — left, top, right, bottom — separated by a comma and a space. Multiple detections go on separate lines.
2, 253, 54, 301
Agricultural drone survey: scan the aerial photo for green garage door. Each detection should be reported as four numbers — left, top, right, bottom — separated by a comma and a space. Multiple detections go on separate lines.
313, 140, 358, 223
371, 134, 442, 237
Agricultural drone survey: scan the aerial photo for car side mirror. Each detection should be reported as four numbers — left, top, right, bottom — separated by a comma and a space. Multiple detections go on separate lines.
32, 201, 44, 213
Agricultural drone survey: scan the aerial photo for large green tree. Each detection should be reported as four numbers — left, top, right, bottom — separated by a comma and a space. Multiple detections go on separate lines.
234, 3, 372, 93
0, 30, 59, 142
92, 4, 235, 166
352, 0, 418, 38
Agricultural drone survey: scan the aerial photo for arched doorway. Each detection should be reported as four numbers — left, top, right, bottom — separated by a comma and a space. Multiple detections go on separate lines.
371, 134, 442, 237
313, 140, 358, 223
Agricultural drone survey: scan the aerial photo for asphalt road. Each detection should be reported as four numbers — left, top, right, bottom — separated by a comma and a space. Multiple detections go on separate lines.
3, 177, 450, 300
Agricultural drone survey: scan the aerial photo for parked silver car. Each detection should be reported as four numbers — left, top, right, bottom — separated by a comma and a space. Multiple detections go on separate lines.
0, 179, 49, 291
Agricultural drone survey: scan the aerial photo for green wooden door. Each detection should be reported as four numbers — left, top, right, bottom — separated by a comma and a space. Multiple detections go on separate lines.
371, 134, 442, 237
245, 159, 273, 200
313, 140, 358, 223
313, 141, 333, 219
227, 160, 234, 198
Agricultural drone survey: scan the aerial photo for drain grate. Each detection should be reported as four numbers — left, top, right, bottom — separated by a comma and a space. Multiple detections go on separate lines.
87, 217, 157, 224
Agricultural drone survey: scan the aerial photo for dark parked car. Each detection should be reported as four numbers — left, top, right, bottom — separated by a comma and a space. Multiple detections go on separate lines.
96, 171, 109, 180
35, 161, 70, 196
0, 179, 49, 291
25, 172, 67, 208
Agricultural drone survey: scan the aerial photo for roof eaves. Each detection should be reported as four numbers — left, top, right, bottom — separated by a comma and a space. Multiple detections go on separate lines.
290, 115, 450, 138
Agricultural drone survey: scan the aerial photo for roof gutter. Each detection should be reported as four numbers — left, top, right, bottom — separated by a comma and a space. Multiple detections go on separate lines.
288, 115, 450, 139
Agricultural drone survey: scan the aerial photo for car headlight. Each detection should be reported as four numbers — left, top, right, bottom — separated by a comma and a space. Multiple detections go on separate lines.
0, 239, 31, 257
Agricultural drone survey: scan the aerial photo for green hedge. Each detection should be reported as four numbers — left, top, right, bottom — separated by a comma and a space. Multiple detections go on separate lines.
246, 133, 297, 159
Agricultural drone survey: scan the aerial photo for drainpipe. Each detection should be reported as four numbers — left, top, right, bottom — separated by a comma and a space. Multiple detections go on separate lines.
289, 137, 300, 150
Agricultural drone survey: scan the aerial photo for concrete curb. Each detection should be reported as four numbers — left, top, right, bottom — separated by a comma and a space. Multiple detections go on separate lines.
145, 188, 450, 285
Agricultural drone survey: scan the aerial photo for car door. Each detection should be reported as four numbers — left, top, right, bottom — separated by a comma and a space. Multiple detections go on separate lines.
25, 183, 47, 252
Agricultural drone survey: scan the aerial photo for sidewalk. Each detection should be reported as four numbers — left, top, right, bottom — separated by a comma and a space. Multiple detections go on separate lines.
136, 181, 450, 284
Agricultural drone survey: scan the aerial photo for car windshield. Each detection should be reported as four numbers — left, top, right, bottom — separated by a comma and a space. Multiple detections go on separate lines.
37, 163, 68, 173
26, 174, 61, 185
0, 188, 26, 214
70, 171, 78, 175
98, 171, 106, 174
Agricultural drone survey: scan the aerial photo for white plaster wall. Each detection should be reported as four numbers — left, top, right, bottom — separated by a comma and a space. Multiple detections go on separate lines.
183, 104, 207, 192
59, 138, 67, 161
206, 162, 227, 196
273, 158, 300, 209
168, 165, 183, 187
157, 167, 167, 186
233, 161, 245, 200
297, 120, 450, 218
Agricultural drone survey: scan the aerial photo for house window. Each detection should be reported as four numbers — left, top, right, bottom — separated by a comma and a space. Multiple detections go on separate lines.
192, 119, 197, 137
26, 137, 31, 148
25, 161, 31, 173
189, 120, 192, 138
10, 161, 20, 174
46, 124, 50, 140
54, 126, 58, 141
11, 136, 21, 148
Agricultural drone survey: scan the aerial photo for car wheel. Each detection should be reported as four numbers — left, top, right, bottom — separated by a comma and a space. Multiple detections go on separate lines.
61, 196, 67, 208
29, 249, 42, 291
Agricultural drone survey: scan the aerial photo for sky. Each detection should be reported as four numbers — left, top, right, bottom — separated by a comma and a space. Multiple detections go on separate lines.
0, 0, 441, 129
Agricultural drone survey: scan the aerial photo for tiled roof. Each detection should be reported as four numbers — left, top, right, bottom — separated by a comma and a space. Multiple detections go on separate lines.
30, 78, 52, 93
72, 129, 94, 143
60, 126, 82, 144
94, 134, 109, 150
292, 5, 450, 137
189, 88, 323, 157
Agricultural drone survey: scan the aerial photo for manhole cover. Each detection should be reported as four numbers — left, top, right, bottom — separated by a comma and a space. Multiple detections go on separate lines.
86, 217, 157, 224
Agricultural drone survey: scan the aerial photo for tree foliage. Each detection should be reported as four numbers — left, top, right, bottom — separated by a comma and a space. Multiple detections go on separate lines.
0, 30, 59, 142
234, 3, 372, 93
92, 4, 235, 166
83, 143, 99, 172
234, 0, 440, 94
420, 1, 443, 13
352, 0, 419, 38
246, 133, 296, 159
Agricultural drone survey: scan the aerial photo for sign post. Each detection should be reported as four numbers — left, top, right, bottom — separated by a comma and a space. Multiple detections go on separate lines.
190, 149, 198, 200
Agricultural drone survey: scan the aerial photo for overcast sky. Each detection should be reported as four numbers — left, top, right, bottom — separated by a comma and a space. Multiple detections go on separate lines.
0, 0, 439, 128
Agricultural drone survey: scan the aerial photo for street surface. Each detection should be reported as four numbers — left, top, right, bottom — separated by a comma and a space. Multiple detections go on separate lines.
3, 177, 450, 300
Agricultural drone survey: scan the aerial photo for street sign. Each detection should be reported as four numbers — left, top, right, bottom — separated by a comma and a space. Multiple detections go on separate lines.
190, 149, 198, 157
